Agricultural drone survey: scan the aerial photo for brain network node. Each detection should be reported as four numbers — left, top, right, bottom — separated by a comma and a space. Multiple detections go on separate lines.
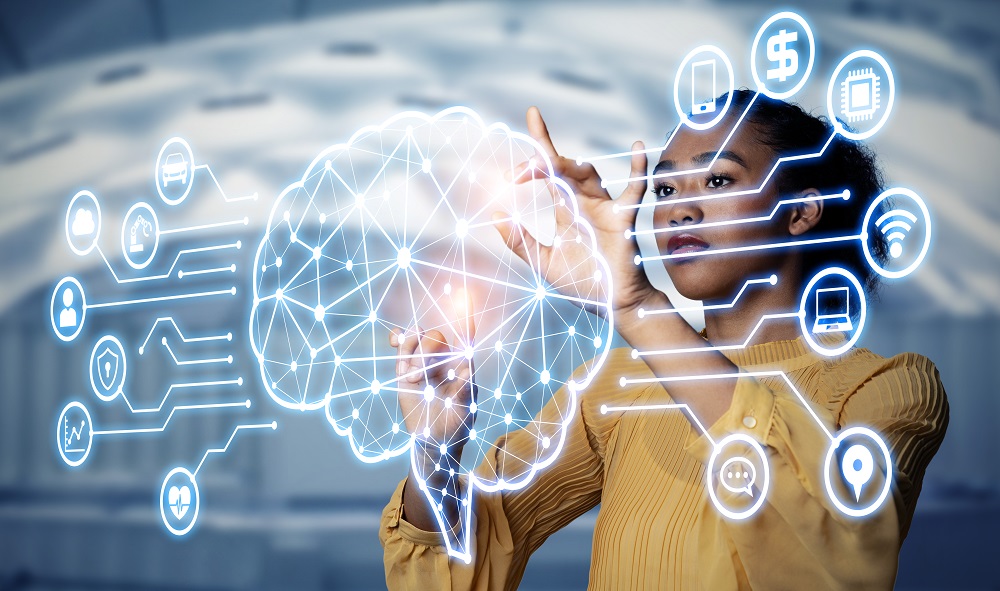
250, 107, 613, 559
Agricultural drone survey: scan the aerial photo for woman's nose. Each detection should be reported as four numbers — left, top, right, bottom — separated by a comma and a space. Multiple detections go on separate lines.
666, 202, 704, 227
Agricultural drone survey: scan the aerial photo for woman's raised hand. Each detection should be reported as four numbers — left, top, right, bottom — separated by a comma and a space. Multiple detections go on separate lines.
493, 106, 659, 318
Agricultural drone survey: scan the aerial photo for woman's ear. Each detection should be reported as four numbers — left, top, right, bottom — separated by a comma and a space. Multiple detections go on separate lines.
788, 189, 824, 236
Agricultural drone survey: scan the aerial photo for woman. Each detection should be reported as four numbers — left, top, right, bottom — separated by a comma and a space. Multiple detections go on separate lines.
379, 90, 949, 589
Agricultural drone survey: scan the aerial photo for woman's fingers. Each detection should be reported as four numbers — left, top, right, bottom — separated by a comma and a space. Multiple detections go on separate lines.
526, 106, 559, 160
492, 211, 541, 266
618, 141, 649, 209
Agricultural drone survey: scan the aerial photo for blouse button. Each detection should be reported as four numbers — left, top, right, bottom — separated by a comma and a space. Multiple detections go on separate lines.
742, 416, 757, 429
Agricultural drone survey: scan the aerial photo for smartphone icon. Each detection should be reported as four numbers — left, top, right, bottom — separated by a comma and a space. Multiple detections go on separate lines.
691, 59, 717, 115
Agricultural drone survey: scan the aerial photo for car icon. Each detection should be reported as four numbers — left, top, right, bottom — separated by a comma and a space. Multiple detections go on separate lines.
161, 152, 189, 187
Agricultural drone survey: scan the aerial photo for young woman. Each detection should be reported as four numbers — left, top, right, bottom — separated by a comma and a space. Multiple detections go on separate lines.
378, 90, 949, 590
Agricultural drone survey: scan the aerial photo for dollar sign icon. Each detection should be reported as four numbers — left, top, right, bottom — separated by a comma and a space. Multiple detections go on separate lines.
766, 29, 798, 83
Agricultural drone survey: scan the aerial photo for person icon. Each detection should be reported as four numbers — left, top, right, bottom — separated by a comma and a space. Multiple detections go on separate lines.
59, 288, 77, 329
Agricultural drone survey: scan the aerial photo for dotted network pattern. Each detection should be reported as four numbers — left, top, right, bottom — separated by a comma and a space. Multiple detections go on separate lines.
249, 107, 613, 558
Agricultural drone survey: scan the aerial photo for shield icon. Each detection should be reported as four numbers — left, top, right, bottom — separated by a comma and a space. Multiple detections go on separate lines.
97, 347, 120, 391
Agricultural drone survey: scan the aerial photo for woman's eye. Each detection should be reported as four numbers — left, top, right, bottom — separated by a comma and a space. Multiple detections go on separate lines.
707, 174, 733, 189
652, 185, 676, 199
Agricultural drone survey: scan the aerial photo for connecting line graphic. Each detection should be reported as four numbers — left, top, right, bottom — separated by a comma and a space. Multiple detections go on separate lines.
85, 287, 237, 310
193, 164, 258, 202
159, 218, 249, 236
91, 400, 251, 436
632, 311, 801, 357
635, 234, 864, 264
161, 339, 234, 366
118, 378, 245, 414
95, 242, 242, 283
626, 191, 850, 238
614, 371, 835, 442
601, 402, 715, 444
638, 275, 777, 317
192, 421, 277, 477
140, 317, 232, 355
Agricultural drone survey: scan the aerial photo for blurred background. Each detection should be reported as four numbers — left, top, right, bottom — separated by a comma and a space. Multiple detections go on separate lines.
0, 0, 997, 589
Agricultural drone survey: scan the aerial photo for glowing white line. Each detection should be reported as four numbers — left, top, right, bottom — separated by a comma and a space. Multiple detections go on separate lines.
192, 421, 277, 477
92, 401, 249, 436
193, 164, 258, 202
159, 217, 249, 235
633, 312, 800, 357
638, 275, 777, 317
96, 243, 240, 284
178, 265, 236, 278
636, 234, 863, 263
162, 340, 232, 366
140, 317, 231, 354
119, 378, 243, 414
618, 371, 835, 441
627, 191, 850, 237
600, 402, 713, 442
86, 287, 236, 309
576, 126, 682, 165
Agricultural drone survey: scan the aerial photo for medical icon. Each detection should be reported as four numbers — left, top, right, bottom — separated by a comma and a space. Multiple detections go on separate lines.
65, 190, 101, 256
160, 467, 200, 536
766, 29, 798, 83
720, 456, 756, 497
827, 50, 895, 140
862, 188, 931, 279
707, 433, 770, 519
811, 287, 854, 334
673, 45, 734, 131
90, 335, 126, 402
56, 401, 93, 467
799, 267, 866, 357
155, 137, 196, 206
120, 202, 160, 270
841, 68, 881, 123
824, 426, 892, 516
691, 59, 717, 115
50, 277, 86, 342
751, 11, 814, 99
161, 152, 189, 187
842, 444, 875, 501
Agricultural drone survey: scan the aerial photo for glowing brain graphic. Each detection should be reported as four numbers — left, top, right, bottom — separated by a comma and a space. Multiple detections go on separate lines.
249, 107, 612, 561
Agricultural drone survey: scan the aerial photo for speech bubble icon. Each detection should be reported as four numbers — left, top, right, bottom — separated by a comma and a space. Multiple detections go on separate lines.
842, 444, 875, 501
720, 456, 756, 497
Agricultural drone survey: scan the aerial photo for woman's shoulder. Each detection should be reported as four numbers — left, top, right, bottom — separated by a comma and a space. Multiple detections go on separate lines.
574, 347, 659, 438
816, 347, 948, 414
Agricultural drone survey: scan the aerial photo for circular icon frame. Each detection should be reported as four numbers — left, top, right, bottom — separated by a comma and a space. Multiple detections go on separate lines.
90, 335, 127, 402
160, 466, 200, 536
120, 201, 160, 270
155, 137, 196, 206
56, 401, 93, 467
65, 190, 101, 256
823, 426, 893, 517
798, 267, 867, 357
707, 433, 770, 520
862, 188, 931, 280
750, 11, 815, 100
827, 50, 895, 141
673, 45, 735, 131
50, 276, 87, 342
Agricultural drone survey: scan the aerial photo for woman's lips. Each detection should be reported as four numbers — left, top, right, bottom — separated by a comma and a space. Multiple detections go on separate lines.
666, 233, 710, 255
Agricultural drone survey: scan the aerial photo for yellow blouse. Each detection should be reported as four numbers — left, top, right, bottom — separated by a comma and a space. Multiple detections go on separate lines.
380, 338, 949, 590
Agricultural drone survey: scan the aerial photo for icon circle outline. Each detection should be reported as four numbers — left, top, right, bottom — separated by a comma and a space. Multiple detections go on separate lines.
56, 401, 93, 467
861, 188, 931, 280
827, 50, 895, 141
798, 267, 867, 357
50, 276, 86, 342
159, 466, 200, 536
823, 426, 893, 517
156, 137, 195, 206
89, 335, 126, 402
707, 433, 770, 520
750, 11, 816, 100
65, 190, 101, 256
673, 45, 735, 131
120, 201, 160, 270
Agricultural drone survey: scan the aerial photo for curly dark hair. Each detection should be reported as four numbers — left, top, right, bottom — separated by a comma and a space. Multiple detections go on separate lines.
708, 89, 890, 299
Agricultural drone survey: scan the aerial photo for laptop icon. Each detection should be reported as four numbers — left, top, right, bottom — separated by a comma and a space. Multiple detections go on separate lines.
812, 287, 854, 334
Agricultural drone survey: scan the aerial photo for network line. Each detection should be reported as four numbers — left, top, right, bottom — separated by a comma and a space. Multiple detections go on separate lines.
177, 265, 237, 279
632, 311, 800, 357
161, 340, 233, 366
118, 378, 244, 414
95, 242, 241, 284
86, 287, 237, 310
140, 317, 232, 354
159, 217, 248, 235
638, 275, 777, 317
626, 190, 850, 238
192, 164, 258, 202
192, 421, 277, 477
635, 234, 864, 264
616, 370, 836, 441
91, 400, 250, 436
600, 402, 714, 443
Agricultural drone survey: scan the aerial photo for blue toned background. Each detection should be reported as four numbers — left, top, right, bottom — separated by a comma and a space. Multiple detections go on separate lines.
0, 1, 997, 589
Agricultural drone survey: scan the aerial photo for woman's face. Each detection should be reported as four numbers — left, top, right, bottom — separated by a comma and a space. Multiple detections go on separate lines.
651, 120, 794, 303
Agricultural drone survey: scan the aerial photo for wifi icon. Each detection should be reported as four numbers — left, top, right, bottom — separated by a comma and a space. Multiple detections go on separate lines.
875, 208, 918, 259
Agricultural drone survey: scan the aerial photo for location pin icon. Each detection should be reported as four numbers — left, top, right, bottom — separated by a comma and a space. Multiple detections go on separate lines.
842, 444, 875, 501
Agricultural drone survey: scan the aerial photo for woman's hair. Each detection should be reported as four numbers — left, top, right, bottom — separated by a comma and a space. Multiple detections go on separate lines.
711, 89, 889, 299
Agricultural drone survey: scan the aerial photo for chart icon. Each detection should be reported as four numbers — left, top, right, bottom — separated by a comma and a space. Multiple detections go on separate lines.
56, 401, 93, 467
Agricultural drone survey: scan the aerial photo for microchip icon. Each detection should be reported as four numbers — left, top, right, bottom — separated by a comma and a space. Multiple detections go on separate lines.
840, 68, 880, 122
